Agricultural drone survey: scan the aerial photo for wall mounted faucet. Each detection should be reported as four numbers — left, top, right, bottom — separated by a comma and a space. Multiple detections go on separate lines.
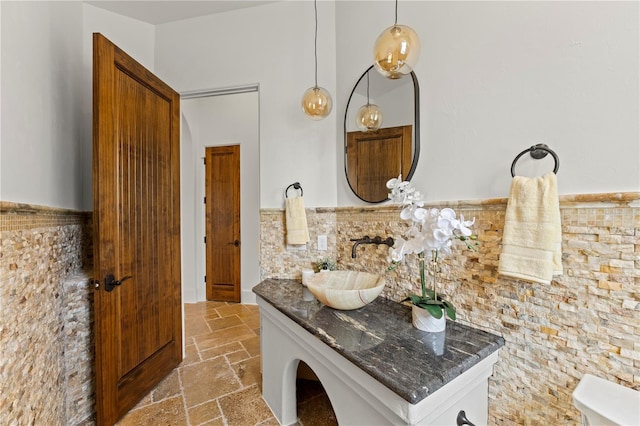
350, 235, 395, 258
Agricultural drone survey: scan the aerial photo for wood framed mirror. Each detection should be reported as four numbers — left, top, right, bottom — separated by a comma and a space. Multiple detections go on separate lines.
344, 65, 420, 203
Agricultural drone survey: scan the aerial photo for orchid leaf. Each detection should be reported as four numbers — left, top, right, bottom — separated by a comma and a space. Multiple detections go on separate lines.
444, 305, 456, 320
407, 294, 422, 306
425, 304, 444, 318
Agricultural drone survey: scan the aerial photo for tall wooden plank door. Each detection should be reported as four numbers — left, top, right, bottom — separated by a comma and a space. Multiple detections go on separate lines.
205, 145, 241, 302
92, 33, 182, 425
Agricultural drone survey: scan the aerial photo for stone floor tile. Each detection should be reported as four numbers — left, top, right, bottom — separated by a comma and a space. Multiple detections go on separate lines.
297, 393, 338, 426
202, 311, 222, 321
232, 356, 262, 387
240, 315, 261, 330
206, 314, 243, 331
225, 348, 251, 364
215, 303, 249, 318
200, 341, 244, 360
117, 301, 336, 426
241, 335, 261, 357
256, 418, 281, 426
296, 380, 337, 426
218, 385, 276, 425
188, 400, 222, 425
184, 303, 208, 318
199, 418, 226, 426
182, 343, 201, 366
185, 316, 212, 338
196, 325, 256, 350
117, 396, 186, 426
152, 369, 181, 402
244, 304, 260, 313
180, 357, 241, 408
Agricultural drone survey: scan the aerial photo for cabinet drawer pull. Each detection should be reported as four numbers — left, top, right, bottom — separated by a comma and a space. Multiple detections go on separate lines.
456, 410, 476, 426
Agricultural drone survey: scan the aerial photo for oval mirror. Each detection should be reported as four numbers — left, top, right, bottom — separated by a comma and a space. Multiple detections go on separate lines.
344, 65, 420, 203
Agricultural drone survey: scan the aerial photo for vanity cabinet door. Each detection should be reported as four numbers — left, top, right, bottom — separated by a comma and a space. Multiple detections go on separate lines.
427, 380, 488, 426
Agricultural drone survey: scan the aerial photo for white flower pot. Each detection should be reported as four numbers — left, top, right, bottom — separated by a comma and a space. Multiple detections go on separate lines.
412, 305, 446, 332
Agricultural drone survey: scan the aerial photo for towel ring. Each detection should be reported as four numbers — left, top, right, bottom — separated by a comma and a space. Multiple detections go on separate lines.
511, 144, 559, 177
285, 182, 303, 198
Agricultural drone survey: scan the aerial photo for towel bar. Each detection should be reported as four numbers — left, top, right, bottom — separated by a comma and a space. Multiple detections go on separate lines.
511, 144, 559, 177
285, 182, 303, 198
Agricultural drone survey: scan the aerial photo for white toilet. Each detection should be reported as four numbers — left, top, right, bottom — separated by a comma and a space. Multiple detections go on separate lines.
573, 374, 640, 425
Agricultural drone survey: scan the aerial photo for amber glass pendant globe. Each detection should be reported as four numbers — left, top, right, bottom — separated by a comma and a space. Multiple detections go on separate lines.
373, 24, 420, 79
301, 86, 333, 120
356, 104, 383, 132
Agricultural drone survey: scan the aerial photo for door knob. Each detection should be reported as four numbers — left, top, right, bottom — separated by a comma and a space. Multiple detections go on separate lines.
228, 240, 240, 247
104, 274, 132, 292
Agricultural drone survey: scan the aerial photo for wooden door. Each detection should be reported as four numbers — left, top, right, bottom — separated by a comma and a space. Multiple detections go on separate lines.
92, 33, 182, 426
346, 125, 412, 202
205, 145, 241, 302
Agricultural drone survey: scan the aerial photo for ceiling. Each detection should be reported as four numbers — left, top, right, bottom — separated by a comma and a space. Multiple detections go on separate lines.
84, 1, 281, 25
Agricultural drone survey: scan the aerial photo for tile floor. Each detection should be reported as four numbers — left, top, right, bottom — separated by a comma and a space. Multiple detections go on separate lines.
117, 301, 337, 426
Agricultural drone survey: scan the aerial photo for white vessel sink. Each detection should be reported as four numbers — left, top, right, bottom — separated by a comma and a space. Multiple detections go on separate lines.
305, 270, 385, 310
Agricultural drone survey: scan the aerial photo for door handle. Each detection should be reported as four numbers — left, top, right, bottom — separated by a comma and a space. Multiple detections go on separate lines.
456, 410, 476, 426
103, 274, 132, 292
228, 240, 240, 247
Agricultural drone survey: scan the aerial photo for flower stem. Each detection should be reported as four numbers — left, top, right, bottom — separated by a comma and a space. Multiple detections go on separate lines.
419, 251, 426, 299
432, 249, 438, 302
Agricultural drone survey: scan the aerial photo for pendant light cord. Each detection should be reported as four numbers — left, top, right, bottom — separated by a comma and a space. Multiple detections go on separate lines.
366, 71, 371, 104
314, 0, 319, 88
394, 0, 398, 25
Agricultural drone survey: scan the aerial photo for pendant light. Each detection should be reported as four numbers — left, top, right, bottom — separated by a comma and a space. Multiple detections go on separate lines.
356, 70, 383, 132
301, 0, 332, 120
373, 0, 420, 79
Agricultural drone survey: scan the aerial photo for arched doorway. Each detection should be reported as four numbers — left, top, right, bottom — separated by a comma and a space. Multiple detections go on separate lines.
296, 361, 338, 425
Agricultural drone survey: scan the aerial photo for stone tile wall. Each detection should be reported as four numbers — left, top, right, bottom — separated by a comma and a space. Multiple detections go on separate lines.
63, 271, 95, 425
0, 202, 94, 425
259, 193, 640, 424
259, 207, 338, 280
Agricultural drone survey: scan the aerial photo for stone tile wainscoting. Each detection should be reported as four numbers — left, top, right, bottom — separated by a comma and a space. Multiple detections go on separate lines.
259, 192, 640, 424
0, 202, 94, 425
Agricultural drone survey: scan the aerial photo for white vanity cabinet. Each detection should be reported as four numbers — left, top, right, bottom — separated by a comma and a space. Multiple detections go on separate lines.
254, 279, 504, 426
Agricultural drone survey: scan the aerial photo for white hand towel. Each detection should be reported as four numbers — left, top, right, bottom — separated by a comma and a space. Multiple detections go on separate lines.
498, 172, 563, 284
285, 196, 310, 245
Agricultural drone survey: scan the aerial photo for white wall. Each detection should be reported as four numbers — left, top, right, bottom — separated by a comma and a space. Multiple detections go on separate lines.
0, 2, 155, 211
154, 1, 338, 209
336, 1, 639, 204
5, 1, 636, 209
1, 1, 84, 209
181, 92, 260, 303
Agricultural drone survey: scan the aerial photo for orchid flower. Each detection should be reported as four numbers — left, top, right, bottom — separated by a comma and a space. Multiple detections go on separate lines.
386, 178, 478, 264
386, 177, 479, 321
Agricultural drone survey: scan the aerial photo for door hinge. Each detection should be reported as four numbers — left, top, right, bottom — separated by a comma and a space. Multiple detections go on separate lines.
204, 196, 206, 204
204, 236, 206, 244
203, 158, 206, 165
204, 275, 207, 283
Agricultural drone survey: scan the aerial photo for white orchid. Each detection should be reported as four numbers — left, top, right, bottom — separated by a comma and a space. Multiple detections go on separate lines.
388, 185, 476, 262
387, 177, 478, 321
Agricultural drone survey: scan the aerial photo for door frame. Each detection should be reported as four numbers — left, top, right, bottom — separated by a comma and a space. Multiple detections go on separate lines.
179, 86, 261, 303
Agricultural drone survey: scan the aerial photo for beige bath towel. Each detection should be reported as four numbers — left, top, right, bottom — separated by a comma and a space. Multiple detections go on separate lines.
498, 172, 563, 284
285, 196, 310, 245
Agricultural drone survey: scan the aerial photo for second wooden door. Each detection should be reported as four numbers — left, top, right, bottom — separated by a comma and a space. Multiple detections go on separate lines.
346, 125, 413, 203
205, 145, 241, 302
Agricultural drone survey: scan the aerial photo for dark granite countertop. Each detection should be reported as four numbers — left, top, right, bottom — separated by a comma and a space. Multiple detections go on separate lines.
253, 278, 505, 405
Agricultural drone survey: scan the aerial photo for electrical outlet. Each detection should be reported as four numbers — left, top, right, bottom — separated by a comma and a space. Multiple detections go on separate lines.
317, 235, 328, 251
